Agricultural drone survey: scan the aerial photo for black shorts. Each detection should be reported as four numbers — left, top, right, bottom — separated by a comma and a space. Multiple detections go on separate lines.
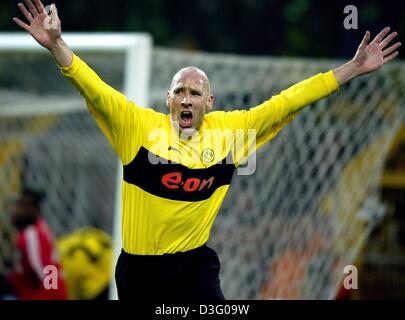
115, 244, 225, 301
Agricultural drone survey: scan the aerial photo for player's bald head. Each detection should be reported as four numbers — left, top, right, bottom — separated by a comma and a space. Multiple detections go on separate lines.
170, 66, 211, 95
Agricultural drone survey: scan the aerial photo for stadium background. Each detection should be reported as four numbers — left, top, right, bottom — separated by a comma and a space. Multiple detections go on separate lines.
0, 0, 405, 299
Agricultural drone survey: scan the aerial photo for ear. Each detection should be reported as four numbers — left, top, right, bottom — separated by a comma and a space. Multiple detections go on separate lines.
206, 94, 214, 112
166, 91, 170, 109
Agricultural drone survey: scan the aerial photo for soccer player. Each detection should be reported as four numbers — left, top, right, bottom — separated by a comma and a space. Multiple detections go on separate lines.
6, 188, 67, 300
13, 0, 400, 300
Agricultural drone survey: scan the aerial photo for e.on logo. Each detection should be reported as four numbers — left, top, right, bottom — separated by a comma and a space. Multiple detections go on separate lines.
162, 172, 214, 192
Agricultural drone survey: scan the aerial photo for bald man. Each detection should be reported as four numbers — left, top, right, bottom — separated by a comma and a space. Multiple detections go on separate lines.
14, 0, 400, 301
167, 66, 214, 136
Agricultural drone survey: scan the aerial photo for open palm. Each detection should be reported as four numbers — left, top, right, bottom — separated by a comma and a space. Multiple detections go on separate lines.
353, 27, 401, 75
13, 0, 61, 50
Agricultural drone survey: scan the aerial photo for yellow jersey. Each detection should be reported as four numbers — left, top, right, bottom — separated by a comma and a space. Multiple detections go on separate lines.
60, 54, 339, 255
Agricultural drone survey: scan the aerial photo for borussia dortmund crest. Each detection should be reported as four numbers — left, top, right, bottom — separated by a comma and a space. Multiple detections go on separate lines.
201, 148, 215, 164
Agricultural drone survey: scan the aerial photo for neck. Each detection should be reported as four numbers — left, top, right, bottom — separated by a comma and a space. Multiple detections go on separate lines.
170, 116, 200, 140
13, 216, 38, 230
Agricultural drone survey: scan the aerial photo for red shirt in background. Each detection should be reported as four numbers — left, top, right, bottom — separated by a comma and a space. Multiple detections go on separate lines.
7, 217, 67, 300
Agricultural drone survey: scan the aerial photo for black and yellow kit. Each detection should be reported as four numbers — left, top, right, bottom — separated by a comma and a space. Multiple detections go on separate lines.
60, 54, 339, 256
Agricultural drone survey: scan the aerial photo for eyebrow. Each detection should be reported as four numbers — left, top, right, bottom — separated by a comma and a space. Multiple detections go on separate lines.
173, 85, 203, 93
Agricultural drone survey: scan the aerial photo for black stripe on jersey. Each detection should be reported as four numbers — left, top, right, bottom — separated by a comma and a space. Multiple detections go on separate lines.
123, 146, 236, 202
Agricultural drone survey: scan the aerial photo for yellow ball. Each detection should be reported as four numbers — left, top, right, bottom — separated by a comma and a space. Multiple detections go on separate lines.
57, 228, 113, 300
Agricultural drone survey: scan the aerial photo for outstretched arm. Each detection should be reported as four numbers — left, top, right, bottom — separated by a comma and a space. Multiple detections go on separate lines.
333, 27, 401, 86
13, 0, 72, 67
13, 0, 143, 164
241, 28, 400, 154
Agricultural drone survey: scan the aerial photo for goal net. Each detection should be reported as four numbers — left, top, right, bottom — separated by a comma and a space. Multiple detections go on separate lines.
150, 49, 405, 299
1, 36, 404, 299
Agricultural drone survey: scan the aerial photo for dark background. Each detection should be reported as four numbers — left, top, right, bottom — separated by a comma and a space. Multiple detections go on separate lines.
1, 0, 404, 58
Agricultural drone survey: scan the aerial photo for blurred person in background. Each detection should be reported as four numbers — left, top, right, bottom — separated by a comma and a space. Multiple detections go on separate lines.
13, 0, 400, 301
6, 187, 67, 300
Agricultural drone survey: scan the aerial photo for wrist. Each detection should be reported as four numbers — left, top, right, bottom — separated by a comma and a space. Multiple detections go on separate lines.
49, 37, 64, 52
333, 59, 362, 86
49, 37, 73, 68
347, 59, 362, 79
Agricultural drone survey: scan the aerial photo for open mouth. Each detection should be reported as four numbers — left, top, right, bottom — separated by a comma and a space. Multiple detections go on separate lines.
180, 110, 193, 128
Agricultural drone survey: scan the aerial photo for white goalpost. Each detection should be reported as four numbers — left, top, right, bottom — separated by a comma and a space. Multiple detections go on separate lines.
0, 33, 152, 300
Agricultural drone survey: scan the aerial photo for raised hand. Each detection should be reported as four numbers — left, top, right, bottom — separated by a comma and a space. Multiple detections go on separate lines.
13, 0, 62, 50
353, 27, 401, 75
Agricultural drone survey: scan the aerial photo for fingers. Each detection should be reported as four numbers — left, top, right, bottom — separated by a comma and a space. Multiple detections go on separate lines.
379, 31, 398, 49
17, 3, 33, 23
12, 17, 30, 32
359, 31, 370, 48
384, 51, 399, 64
371, 26, 391, 45
383, 42, 401, 57
24, 0, 39, 17
32, 0, 46, 14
